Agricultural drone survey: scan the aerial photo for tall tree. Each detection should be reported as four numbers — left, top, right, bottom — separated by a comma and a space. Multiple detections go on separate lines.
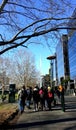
6, 49, 39, 88
0, 0, 76, 54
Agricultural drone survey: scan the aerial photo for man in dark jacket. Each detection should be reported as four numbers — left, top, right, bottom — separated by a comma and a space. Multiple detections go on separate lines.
32, 86, 40, 111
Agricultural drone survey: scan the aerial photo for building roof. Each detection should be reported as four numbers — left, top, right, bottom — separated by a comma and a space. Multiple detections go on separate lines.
47, 55, 56, 60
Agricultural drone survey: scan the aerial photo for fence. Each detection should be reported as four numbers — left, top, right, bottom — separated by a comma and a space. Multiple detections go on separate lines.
65, 89, 74, 96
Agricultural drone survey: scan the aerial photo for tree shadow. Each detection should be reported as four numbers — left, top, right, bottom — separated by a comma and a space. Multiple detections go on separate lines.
64, 125, 76, 130
0, 116, 76, 130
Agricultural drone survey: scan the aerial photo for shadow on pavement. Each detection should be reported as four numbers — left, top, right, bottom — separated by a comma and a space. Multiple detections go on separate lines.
64, 125, 76, 130
0, 116, 76, 130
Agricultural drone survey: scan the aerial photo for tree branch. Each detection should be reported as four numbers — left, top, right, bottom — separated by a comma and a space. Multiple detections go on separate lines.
0, 38, 29, 55
0, 0, 8, 12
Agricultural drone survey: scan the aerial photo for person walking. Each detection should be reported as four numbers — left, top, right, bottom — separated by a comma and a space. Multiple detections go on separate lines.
26, 86, 32, 109
18, 85, 27, 113
44, 86, 48, 110
39, 87, 44, 111
32, 86, 40, 111
47, 86, 53, 110
58, 85, 65, 112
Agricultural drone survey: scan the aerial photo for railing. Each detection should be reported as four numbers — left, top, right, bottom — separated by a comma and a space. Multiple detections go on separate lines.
65, 89, 75, 96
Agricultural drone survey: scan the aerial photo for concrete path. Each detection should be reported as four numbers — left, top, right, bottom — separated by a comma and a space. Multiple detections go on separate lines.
1, 96, 76, 130
14, 109, 76, 130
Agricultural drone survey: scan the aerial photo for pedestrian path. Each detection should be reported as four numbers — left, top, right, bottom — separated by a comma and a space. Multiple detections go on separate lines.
1, 96, 76, 130
2, 103, 76, 130
17, 106, 76, 128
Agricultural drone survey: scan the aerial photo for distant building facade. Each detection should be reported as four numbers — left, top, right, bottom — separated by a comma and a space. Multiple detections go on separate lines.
42, 74, 50, 87
67, 8, 76, 37
67, 8, 76, 80
56, 34, 70, 83
47, 9, 76, 86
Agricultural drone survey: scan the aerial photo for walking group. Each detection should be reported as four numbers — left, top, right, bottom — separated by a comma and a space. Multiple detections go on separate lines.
18, 84, 65, 113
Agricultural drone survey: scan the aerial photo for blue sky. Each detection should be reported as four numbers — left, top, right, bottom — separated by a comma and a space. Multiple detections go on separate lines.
0, 0, 76, 75
27, 0, 76, 75
28, 40, 54, 75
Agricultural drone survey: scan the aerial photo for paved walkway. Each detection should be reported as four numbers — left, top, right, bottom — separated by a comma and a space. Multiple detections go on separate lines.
1, 96, 76, 130
16, 107, 76, 130
5, 104, 76, 129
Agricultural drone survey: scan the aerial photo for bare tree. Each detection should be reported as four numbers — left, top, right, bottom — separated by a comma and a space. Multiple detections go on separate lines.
5, 49, 39, 88
0, 0, 76, 54
0, 56, 10, 98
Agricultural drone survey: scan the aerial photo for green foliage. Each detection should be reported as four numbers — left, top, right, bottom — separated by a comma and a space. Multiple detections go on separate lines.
0, 93, 18, 102
1, 94, 7, 102
61, 77, 70, 89
15, 93, 18, 100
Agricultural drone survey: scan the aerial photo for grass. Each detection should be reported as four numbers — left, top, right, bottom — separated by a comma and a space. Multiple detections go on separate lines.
0, 103, 15, 109
0, 103, 18, 124
0, 93, 19, 124
0, 93, 18, 102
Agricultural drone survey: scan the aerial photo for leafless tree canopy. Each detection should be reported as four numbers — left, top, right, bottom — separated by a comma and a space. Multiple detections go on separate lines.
0, 0, 76, 54
0, 49, 39, 87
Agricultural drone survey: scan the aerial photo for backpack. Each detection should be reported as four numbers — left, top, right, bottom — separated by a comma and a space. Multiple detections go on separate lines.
20, 89, 25, 100
39, 89, 44, 98
48, 91, 53, 98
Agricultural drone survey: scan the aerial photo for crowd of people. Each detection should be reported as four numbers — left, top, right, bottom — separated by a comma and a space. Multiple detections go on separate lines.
18, 85, 63, 113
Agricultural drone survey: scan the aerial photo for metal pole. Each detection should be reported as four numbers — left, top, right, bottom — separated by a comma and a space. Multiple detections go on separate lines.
50, 60, 53, 87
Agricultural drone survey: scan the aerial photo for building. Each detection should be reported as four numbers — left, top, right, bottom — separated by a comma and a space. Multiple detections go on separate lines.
68, 32, 76, 80
67, 8, 76, 80
67, 8, 76, 37
42, 74, 50, 87
47, 9, 76, 87
56, 34, 70, 83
